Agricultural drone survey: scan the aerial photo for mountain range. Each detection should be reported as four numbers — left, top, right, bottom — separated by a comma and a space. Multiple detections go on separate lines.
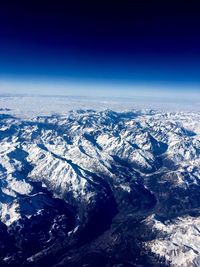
0, 109, 200, 266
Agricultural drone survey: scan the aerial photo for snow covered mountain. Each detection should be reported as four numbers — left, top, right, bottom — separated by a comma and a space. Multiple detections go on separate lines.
0, 109, 200, 266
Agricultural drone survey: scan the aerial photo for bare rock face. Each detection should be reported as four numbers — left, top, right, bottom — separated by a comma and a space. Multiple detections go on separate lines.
0, 109, 200, 266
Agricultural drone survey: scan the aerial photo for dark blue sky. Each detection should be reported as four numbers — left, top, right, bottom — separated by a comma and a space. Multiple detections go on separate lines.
0, 0, 200, 93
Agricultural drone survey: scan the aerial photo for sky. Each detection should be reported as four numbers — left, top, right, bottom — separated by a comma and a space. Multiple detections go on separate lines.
0, 1, 200, 98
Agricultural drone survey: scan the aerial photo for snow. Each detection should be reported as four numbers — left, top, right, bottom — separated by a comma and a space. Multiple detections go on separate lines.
0, 105, 200, 265
0, 202, 21, 226
146, 215, 200, 266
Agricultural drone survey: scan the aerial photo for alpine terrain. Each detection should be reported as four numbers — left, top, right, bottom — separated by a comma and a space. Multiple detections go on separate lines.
0, 109, 200, 267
